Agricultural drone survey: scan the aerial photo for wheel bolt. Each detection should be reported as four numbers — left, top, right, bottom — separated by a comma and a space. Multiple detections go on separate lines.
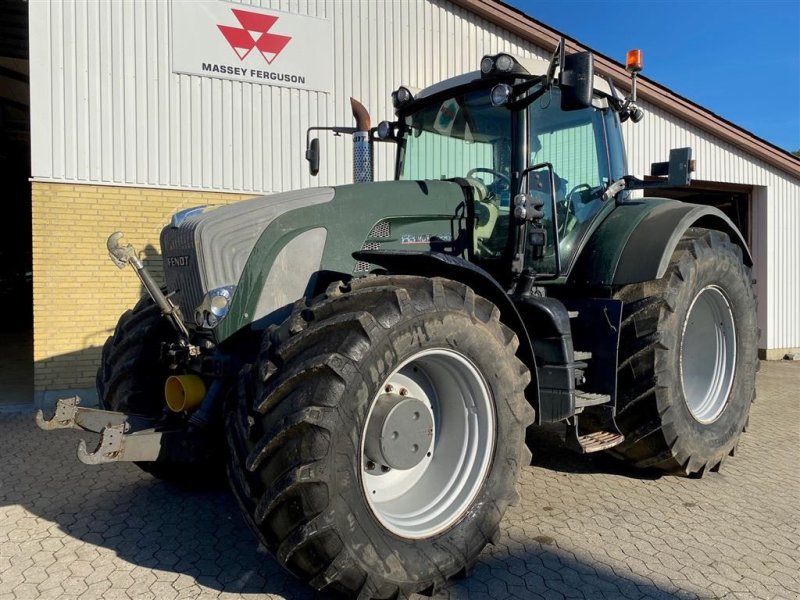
384, 384, 394, 393
381, 465, 390, 473
366, 461, 375, 471
399, 388, 408, 396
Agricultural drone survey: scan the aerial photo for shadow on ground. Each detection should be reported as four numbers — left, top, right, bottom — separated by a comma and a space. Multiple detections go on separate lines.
0, 410, 694, 600
526, 423, 663, 481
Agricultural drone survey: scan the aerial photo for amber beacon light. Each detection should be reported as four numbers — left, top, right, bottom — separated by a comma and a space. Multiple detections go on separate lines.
626, 49, 643, 73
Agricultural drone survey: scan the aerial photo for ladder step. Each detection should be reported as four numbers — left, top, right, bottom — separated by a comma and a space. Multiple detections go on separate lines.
574, 351, 592, 361
574, 391, 610, 408
575, 430, 625, 453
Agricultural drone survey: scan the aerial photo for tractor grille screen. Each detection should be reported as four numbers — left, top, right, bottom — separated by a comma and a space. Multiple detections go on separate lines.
161, 225, 205, 319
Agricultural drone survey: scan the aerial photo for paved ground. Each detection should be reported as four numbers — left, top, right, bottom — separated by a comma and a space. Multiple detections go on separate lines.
1, 361, 798, 600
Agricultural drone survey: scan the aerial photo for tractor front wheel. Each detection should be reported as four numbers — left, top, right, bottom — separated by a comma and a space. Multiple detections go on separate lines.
97, 296, 223, 483
226, 275, 533, 598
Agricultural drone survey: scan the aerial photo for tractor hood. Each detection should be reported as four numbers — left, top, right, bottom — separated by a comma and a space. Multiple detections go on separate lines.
160, 180, 470, 342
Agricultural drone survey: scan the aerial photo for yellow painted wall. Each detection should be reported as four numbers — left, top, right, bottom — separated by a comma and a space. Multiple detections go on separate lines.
31, 182, 252, 392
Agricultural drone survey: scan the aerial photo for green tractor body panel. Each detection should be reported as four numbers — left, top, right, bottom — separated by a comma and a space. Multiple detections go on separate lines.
164, 180, 469, 343
566, 198, 752, 288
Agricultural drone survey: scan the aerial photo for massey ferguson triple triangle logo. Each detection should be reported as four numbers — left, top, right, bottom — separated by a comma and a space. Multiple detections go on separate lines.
217, 8, 291, 64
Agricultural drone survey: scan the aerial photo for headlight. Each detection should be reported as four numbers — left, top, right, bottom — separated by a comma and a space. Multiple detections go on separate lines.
490, 83, 513, 106
195, 285, 236, 328
480, 56, 495, 74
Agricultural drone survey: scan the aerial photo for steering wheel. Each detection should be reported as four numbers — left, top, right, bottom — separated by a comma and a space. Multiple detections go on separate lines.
566, 183, 595, 205
466, 167, 510, 187
561, 183, 595, 236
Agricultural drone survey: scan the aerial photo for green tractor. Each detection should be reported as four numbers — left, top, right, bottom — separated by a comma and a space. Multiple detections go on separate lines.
38, 43, 757, 598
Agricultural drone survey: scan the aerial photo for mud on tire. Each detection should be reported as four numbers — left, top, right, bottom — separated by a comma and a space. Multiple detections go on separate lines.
226, 275, 533, 599
611, 228, 758, 475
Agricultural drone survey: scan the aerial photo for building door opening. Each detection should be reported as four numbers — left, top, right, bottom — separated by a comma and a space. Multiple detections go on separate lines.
0, 0, 31, 405
644, 180, 752, 245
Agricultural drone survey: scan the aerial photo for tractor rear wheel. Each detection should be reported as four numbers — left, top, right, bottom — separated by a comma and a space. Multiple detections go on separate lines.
226, 275, 533, 599
612, 228, 758, 475
97, 296, 222, 483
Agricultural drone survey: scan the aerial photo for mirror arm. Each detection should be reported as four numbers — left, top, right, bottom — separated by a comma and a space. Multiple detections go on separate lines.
306, 125, 357, 147
506, 84, 548, 111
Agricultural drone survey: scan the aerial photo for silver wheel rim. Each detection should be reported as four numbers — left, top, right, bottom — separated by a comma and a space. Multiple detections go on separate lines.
360, 349, 495, 539
680, 285, 737, 424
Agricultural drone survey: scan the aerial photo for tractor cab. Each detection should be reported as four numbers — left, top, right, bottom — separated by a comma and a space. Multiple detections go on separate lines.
384, 47, 637, 287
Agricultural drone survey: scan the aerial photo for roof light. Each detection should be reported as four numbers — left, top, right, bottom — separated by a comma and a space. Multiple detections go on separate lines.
490, 83, 513, 107
480, 53, 530, 78
392, 86, 414, 108
626, 49, 643, 73
495, 54, 515, 72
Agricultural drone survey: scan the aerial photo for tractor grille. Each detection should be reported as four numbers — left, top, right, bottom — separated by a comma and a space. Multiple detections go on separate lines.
368, 220, 391, 238
354, 241, 382, 273
161, 225, 205, 317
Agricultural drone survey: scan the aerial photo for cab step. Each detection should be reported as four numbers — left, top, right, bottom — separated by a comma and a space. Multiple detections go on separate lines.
574, 391, 609, 409
571, 430, 625, 453
565, 415, 624, 453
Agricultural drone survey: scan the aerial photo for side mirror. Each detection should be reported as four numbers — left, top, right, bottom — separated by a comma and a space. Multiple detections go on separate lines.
306, 138, 320, 176
560, 52, 594, 111
667, 147, 693, 186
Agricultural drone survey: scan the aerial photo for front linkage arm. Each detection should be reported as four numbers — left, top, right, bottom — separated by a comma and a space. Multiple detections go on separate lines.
106, 232, 191, 341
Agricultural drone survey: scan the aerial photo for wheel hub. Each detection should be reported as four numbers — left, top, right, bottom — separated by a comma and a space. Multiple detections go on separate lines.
680, 285, 737, 424
364, 392, 434, 470
360, 349, 496, 539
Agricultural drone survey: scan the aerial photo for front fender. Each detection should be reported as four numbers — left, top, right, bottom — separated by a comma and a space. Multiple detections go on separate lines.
569, 199, 752, 287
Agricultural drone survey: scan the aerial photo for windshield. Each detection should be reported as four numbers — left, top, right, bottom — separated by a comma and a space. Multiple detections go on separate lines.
399, 88, 513, 259
400, 89, 512, 198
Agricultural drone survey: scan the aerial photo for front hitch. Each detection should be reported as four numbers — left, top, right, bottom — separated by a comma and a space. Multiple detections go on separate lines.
107, 232, 191, 340
35, 396, 204, 465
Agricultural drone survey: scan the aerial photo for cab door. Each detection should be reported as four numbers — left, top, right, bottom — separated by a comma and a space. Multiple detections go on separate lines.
524, 89, 613, 278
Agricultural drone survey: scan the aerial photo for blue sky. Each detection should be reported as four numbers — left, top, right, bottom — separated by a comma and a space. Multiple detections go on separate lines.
507, 0, 800, 152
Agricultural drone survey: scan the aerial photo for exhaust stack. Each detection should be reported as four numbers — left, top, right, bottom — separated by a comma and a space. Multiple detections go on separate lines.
350, 97, 373, 183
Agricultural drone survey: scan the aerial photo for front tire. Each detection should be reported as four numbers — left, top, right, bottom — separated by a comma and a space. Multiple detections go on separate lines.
226, 276, 533, 598
612, 228, 758, 475
97, 296, 223, 483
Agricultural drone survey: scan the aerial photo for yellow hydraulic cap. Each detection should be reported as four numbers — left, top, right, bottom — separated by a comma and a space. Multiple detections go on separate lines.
164, 374, 207, 413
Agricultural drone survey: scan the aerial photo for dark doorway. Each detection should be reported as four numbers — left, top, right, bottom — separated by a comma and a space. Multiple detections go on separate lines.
0, 0, 31, 405
644, 180, 752, 245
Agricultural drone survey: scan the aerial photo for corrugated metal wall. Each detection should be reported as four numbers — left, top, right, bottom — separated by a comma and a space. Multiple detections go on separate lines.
28, 0, 799, 351
622, 103, 800, 352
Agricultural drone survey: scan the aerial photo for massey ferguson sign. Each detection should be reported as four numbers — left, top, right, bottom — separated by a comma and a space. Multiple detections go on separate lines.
171, 1, 333, 92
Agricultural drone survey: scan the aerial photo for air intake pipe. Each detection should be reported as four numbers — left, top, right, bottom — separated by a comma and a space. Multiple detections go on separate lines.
351, 97, 373, 183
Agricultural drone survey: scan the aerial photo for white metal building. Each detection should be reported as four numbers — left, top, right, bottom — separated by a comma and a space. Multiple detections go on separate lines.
2, 0, 798, 402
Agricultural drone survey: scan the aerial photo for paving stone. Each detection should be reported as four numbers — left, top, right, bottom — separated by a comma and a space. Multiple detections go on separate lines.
0, 361, 798, 599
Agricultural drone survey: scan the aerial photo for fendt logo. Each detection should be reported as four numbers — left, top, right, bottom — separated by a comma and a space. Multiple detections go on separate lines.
217, 9, 291, 64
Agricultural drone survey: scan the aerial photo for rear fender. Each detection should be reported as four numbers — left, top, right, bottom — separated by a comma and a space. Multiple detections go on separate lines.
569, 200, 752, 287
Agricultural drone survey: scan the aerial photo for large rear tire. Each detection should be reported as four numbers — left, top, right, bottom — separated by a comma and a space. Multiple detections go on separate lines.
226, 275, 533, 598
611, 228, 758, 475
97, 296, 223, 483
